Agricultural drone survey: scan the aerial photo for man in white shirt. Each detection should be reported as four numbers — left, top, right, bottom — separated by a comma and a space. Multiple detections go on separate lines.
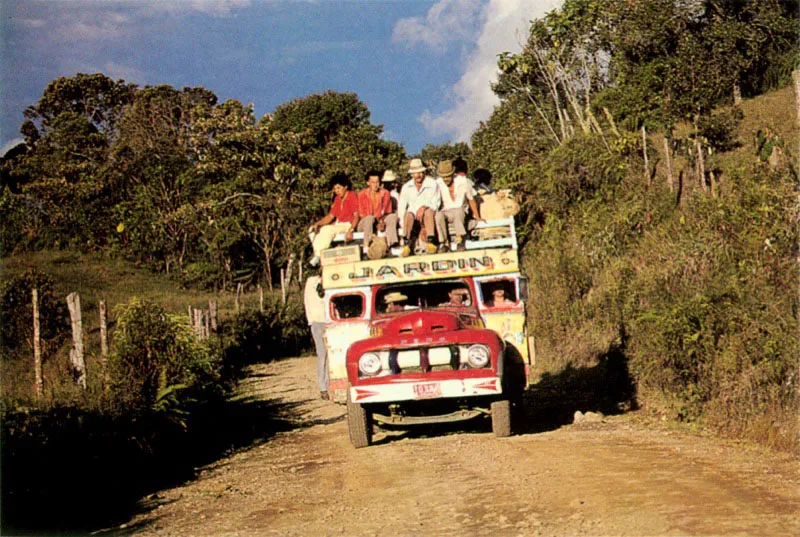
434, 160, 481, 252
397, 158, 441, 256
303, 275, 329, 400
382, 169, 400, 213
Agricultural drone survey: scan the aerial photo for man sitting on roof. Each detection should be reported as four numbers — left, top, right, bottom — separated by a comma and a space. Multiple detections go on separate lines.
308, 173, 359, 267
357, 170, 399, 254
398, 158, 441, 257
435, 160, 482, 252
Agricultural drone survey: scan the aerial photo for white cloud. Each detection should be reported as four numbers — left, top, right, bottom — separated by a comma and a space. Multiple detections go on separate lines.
57, 11, 133, 41
18, 18, 46, 28
149, 0, 252, 17
392, 0, 484, 54
414, 0, 562, 143
102, 61, 145, 83
1, 138, 25, 158
34, 0, 252, 42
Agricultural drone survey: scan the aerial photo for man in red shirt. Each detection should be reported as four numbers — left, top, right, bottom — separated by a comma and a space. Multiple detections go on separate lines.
309, 174, 359, 267
357, 170, 399, 252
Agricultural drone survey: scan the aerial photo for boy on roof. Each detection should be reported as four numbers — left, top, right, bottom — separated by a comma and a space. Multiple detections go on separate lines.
308, 173, 359, 267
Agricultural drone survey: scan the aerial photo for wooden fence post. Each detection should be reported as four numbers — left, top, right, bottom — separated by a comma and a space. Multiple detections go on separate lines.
286, 254, 295, 288
641, 125, 650, 187
793, 70, 800, 129
194, 308, 203, 339
299, 251, 304, 283
208, 300, 218, 333
696, 140, 706, 192
99, 300, 109, 360
66, 292, 87, 389
32, 288, 43, 399
663, 137, 674, 192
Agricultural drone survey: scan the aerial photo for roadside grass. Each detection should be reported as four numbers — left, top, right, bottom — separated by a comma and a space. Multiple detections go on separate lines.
0, 249, 282, 315
1, 249, 303, 405
522, 84, 798, 454
1, 251, 311, 534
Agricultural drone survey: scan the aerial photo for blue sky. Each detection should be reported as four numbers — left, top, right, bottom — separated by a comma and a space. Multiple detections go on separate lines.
1, 0, 559, 156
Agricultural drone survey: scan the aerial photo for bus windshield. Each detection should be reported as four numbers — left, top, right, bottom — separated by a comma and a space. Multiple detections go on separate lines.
375, 280, 473, 314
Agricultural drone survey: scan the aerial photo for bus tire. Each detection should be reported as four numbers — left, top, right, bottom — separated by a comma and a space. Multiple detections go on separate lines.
347, 386, 372, 448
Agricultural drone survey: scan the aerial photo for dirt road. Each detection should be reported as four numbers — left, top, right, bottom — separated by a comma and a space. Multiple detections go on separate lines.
122, 355, 799, 536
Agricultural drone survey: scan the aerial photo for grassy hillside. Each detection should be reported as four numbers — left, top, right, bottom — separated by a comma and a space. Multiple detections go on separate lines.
1, 249, 283, 314
1, 250, 303, 403
523, 83, 798, 453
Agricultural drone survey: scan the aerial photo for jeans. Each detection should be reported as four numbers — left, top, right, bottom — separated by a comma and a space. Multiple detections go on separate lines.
311, 322, 328, 392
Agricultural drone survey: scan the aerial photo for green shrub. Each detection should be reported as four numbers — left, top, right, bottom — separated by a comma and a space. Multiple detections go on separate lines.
107, 298, 223, 415
0, 269, 69, 358
220, 293, 309, 368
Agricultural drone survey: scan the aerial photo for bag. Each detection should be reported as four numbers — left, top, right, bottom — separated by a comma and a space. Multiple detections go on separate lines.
366, 236, 388, 260
478, 189, 520, 220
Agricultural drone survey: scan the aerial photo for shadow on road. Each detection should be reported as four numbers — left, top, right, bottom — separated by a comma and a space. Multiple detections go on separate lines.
371, 341, 637, 443
1, 373, 314, 536
515, 341, 638, 435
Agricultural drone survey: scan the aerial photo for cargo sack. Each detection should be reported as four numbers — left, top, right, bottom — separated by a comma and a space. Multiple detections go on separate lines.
366, 236, 388, 260
477, 189, 520, 220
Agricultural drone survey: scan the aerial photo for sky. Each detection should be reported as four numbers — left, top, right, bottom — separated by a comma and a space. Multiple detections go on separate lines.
1, 0, 561, 156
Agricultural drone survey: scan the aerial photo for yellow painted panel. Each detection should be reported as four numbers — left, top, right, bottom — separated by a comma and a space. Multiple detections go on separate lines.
483, 311, 529, 364
323, 248, 519, 290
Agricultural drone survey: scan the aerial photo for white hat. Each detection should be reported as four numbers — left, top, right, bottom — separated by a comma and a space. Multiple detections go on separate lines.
382, 170, 397, 183
384, 291, 408, 304
408, 158, 426, 174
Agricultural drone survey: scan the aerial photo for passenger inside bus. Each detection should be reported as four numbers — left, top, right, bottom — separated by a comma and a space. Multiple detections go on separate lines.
376, 281, 472, 313
482, 280, 517, 308
331, 294, 364, 319
383, 292, 408, 313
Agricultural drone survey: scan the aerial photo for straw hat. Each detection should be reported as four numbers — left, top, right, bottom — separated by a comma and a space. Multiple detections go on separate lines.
437, 160, 455, 178
408, 158, 426, 174
382, 170, 397, 183
384, 291, 408, 304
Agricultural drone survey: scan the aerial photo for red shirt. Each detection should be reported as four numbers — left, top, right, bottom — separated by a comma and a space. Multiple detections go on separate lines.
329, 190, 359, 224
357, 188, 392, 219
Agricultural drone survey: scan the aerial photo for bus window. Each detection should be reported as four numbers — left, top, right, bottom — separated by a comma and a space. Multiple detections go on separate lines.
480, 280, 517, 308
331, 294, 365, 320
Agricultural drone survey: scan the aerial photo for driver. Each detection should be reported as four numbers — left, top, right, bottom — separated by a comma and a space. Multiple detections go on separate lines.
384, 291, 408, 313
439, 288, 469, 307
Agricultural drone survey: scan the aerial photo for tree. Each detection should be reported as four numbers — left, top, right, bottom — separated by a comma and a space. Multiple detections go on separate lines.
269, 91, 406, 184
1, 73, 138, 249
417, 142, 471, 169
110, 85, 218, 271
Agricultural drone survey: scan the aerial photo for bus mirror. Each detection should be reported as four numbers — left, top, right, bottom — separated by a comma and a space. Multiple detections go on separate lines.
519, 277, 529, 301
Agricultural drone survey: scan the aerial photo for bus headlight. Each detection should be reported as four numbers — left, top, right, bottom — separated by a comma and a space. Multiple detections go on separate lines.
358, 352, 382, 376
466, 345, 490, 368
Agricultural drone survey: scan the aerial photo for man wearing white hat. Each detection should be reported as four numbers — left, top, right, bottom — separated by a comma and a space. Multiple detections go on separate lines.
397, 158, 441, 256
382, 169, 400, 213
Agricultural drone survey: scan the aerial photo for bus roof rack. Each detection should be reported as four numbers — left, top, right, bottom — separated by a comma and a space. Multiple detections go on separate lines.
328, 217, 517, 261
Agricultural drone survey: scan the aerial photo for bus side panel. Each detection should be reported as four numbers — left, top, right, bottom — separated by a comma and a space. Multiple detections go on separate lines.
481, 311, 529, 366
324, 321, 370, 403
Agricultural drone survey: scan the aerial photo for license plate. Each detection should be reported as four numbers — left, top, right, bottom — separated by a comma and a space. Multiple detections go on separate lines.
413, 382, 441, 399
